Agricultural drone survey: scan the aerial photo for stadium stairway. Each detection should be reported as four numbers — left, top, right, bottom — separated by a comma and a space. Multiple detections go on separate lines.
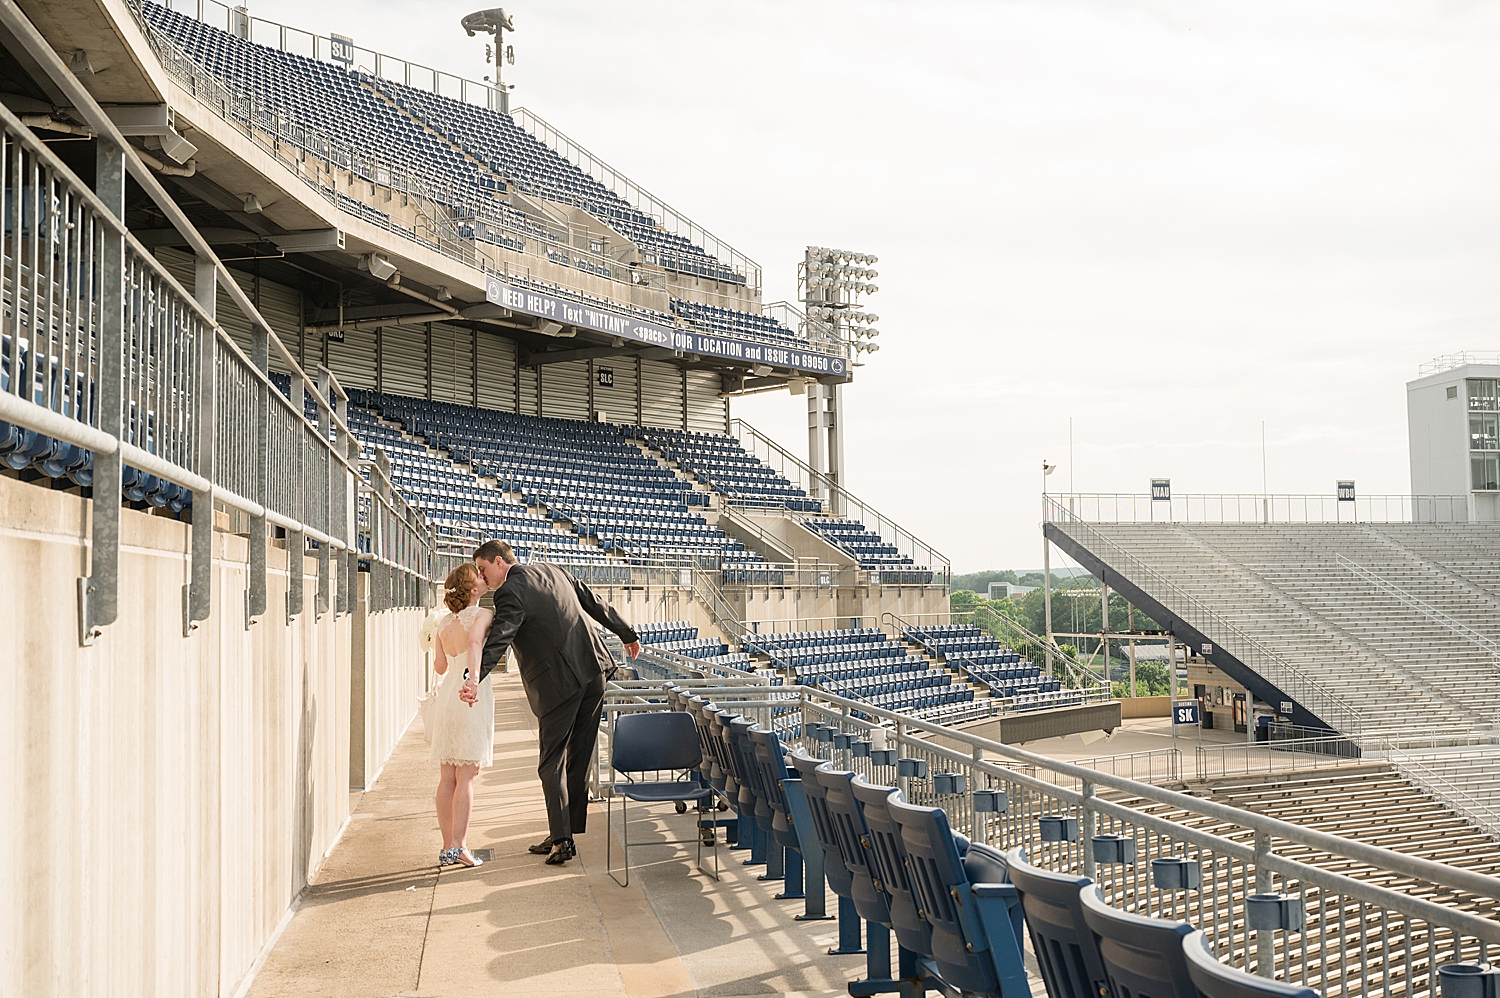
1045, 519, 1490, 740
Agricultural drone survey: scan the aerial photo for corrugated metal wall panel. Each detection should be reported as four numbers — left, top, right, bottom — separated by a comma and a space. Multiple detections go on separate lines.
327, 326, 377, 390
381, 324, 428, 398
686, 370, 726, 433
153, 249, 305, 371
477, 330, 518, 412
430, 322, 469, 404
593, 356, 637, 427
541, 359, 590, 422
640, 359, 683, 429
519, 361, 540, 416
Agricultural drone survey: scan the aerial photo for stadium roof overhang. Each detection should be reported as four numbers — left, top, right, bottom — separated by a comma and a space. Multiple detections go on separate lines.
9, 0, 851, 393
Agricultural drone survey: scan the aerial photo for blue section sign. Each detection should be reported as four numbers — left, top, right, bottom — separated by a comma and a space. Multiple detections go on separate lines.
1173, 701, 1200, 726
329, 34, 354, 65
485, 277, 848, 378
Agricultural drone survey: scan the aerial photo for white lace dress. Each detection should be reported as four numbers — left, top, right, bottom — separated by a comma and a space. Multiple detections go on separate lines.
430, 605, 495, 767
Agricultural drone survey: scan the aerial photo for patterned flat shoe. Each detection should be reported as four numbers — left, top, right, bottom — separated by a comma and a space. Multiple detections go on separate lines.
438, 847, 458, 867
454, 848, 483, 868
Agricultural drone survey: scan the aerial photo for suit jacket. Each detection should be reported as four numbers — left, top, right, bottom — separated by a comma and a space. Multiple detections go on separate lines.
477, 563, 639, 717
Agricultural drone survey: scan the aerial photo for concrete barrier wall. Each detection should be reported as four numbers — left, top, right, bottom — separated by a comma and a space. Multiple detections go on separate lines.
1119, 695, 1173, 718
0, 474, 424, 997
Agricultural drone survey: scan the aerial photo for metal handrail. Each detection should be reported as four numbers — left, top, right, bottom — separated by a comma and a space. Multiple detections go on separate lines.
1045, 492, 1470, 525
729, 417, 952, 582
647, 679, 1500, 923
1335, 554, 1500, 668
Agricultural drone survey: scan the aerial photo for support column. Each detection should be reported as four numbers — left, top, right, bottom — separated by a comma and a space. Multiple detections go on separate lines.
1043, 534, 1054, 678
248, 324, 270, 626
807, 381, 844, 515
80, 138, 126, 646
186, 255, 217, 634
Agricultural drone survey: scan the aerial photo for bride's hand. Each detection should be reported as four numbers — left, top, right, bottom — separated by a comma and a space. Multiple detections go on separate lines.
459, 678, 478, 706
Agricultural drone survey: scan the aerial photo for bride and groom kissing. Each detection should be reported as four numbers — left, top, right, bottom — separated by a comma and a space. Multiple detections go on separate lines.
426, 539, 641, 868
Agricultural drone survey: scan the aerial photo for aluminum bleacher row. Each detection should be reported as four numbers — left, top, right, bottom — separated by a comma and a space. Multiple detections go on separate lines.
743, 628, 980, 722
656, 686, 1312, 998
803, 517, 934, 584
903, 622, 1072, 707
668, 299, 806, 347
639, 426, 823, 511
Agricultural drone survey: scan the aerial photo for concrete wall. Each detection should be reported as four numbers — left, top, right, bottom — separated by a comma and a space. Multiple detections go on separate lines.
0, 473, 423, 997
1120, 695, 1173, 718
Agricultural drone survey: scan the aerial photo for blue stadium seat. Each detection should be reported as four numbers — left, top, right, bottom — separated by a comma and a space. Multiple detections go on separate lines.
1182, 930, 1321, 998
1079, 881, 1198, 998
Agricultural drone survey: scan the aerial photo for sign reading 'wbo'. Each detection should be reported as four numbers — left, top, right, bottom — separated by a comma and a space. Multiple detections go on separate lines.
485, 277, 848, 378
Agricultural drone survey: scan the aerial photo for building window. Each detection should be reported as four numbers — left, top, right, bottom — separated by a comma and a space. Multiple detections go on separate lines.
1472, 414, 1500, 451
1448, 385, 1459, 400
1467, 378, 1498, 411
1473, 453, 1500, 491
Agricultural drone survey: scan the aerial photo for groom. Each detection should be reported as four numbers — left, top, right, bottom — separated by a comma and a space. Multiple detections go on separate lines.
464, 540, 641, 865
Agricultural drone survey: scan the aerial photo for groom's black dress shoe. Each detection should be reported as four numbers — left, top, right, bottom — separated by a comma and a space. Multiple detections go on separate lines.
545, 839, 576, 865
528, 836, 554, 855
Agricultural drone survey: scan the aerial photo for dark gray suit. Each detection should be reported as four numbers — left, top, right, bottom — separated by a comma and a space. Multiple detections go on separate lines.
478, 563, 638, 841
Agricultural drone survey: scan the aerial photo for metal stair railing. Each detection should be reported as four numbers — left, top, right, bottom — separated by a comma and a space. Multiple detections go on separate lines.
1045, 497, 1367, 737
691, 568, 745, 644
1335, 554, 1500, 673
729, 417, 951, 585
882, 610, 1113, 712
1373, 737, 1500, 842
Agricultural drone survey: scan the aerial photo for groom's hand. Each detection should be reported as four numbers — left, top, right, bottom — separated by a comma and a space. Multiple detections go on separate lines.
624, 640, 641, 660
460, 678, 478, 706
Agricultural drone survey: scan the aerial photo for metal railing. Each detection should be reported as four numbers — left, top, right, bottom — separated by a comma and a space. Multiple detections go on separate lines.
611, 675, 1500, 998
1335, 554, 1500, 670
1418, 352, 1500, 376
1046, 492, 1471, 525
511, 107, 760, 293
1045, 497, 1367, 736
0, 15, 439, 640
885, 609, 1114, 714
1194, 734, 1363, 782
729, 417, 951, 586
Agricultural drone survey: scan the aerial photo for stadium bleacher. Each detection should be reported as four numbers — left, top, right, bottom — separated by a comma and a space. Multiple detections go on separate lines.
742, 627, 981, 722
803, 517, 934, 584
639, 426, 822, 511
902, 622, 1075, 709
1057, 520, 1500, 737
635, 620, 729, 660
347, 390, 784, 578
139, 0, 820, 357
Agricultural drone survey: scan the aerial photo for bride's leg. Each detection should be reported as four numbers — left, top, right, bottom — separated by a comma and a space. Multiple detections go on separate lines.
437, 764, 458, 848
452, 763, 480, 848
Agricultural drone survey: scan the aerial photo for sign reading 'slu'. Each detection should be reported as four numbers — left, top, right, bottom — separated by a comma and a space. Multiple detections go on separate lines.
485, 277, 848, 378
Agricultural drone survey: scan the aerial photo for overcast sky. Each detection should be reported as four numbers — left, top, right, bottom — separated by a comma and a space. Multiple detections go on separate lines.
244, 0, 1500, 571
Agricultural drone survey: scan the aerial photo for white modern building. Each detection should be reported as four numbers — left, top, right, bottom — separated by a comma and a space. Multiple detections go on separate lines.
1408, 353, 1500, 522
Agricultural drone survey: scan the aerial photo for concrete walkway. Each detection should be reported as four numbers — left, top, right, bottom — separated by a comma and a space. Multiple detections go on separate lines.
245, 672, 868, 997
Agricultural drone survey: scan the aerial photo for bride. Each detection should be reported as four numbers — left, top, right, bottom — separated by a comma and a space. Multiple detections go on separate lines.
430, 562, 495, 868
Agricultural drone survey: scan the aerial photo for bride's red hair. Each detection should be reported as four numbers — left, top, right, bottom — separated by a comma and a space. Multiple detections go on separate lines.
443, 563, 481, 614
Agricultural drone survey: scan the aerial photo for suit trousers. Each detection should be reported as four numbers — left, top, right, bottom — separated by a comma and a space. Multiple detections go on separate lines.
535, 672, 606, 842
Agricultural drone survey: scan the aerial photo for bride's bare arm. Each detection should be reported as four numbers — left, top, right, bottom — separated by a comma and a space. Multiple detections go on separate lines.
466, 608, 494, 677
434, 637, 448, 676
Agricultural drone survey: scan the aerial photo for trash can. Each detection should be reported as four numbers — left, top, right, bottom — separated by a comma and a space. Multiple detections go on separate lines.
1255, 715, 1270, 743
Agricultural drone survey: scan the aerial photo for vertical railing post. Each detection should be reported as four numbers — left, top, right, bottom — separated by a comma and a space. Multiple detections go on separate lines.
1082, 779, 1097, 882
247, 323, 269, 626
1254, 829, 1274, 978
187, 254, 216, 634
79, 137, 125, 646
315, 371, 332, 617
287, 373, 306, 621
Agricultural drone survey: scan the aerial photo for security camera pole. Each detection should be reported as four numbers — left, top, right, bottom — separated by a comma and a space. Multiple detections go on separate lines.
461, 7, 514, 112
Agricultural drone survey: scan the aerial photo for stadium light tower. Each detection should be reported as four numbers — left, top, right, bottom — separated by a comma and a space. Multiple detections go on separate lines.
799, 245, 880, 514
461, 8, 515, 112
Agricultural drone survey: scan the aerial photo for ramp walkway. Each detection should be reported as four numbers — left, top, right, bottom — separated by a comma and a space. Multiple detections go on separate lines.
241, 672, 874, 998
